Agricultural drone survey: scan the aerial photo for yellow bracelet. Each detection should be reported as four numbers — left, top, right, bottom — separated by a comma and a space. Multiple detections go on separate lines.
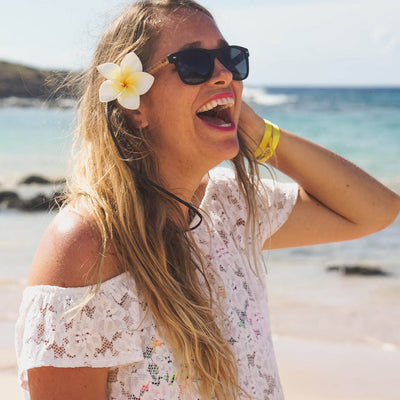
254, 119, 280, 163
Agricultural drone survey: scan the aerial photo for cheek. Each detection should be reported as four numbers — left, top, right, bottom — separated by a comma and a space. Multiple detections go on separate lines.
140, 73, 200, 141
145, 78, 175, 110
149, 89, 196, 128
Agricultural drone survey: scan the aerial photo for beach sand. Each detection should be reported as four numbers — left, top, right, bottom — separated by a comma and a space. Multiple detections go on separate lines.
2, 337, 400, 400
275, 337, 400, 400
0, 349, 19, 399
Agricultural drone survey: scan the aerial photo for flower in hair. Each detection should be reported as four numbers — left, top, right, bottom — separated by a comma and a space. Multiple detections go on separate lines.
97, 52, 154, 110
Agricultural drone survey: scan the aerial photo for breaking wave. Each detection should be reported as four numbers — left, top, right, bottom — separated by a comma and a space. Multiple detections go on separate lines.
242, 87, 298, 106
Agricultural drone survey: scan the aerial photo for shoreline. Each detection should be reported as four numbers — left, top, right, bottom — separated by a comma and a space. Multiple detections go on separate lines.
0, 96, 76, 109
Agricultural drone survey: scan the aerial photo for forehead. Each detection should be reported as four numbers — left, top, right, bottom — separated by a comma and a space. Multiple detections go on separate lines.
153, 10, 225, 60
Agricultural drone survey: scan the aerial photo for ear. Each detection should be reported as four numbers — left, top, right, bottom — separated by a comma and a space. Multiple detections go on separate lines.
123, 109, 149, 129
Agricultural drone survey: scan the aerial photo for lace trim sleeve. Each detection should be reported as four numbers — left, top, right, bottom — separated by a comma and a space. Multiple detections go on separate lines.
257, 177, 299, 243
207, 168, 298, 247
15, 273, 145, 380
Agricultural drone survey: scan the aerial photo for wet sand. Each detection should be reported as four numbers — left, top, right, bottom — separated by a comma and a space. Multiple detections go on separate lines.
276, 336, 400, 400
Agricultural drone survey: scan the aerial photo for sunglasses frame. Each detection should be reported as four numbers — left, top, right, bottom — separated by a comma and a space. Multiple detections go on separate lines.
147, 45, 249, 85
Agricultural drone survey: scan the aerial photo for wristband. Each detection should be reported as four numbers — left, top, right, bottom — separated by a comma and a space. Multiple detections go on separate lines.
254, 119, 280, 163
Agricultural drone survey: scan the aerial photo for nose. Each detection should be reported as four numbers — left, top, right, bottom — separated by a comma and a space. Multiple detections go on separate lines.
207, 58, 233, 86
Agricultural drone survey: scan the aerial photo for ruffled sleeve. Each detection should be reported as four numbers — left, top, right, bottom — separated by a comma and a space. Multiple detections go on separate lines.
15, 272, 145, 391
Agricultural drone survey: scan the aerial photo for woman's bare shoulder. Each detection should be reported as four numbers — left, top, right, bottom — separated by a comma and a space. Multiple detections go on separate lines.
28, 204, 121, 288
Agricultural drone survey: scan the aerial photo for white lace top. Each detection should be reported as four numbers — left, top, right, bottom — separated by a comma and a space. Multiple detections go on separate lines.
15, 168, 298, 400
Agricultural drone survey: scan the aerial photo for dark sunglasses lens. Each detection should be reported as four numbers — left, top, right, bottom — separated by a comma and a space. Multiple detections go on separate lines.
176, 50, 212, 84
219, 47, 249, 81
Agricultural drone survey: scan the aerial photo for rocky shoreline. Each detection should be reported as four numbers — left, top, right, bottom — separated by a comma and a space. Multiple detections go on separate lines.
0, 175, 65, 212
326, 264, 390, 276
0, 60, 78, 108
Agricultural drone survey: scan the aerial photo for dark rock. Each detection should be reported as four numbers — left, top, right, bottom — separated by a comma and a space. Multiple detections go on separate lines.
0, 191, 18, 202
0, 190, 64, 211
326, 265, 389, 276
21, 194, 52, 211
19, 175, 51, 185
21, 192, 64, 212
326, 266, 340, 272
19, 175, 66, 186
0, 191, 23, 209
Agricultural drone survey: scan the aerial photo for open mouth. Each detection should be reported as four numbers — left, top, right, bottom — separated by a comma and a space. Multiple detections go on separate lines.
196, 97, 234, 129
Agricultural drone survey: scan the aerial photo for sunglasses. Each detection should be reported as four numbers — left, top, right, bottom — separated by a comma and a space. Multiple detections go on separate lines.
147, 45, 249, 85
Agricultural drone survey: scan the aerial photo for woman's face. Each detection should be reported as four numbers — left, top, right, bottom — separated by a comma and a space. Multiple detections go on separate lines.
138, 10, 243, 178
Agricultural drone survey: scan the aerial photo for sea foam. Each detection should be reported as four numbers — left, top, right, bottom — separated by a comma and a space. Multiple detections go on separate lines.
243, 87, 297, 106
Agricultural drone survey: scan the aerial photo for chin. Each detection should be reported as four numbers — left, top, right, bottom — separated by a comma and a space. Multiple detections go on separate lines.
226, 144, 240, 161
211, 137, 240, 164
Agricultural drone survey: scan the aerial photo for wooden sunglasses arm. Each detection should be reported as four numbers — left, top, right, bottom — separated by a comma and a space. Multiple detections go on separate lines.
146, 57, 170, 74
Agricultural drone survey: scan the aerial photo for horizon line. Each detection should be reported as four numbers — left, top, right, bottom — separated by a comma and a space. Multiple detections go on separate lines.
2, 58, 400, 90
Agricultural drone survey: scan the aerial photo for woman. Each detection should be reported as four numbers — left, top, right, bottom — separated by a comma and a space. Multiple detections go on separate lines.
15, 1, 400, 399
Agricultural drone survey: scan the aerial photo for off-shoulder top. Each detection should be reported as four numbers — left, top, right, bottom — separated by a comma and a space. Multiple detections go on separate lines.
15, 168, 298, 399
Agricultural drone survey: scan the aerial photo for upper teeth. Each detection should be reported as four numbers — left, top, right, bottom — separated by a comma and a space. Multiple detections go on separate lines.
197, 97, 234, 113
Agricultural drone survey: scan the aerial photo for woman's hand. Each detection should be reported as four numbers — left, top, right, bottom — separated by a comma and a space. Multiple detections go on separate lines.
238, 100, 265, 153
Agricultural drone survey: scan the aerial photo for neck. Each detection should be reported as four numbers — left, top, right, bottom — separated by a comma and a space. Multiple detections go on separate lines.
157, 157, 212, 215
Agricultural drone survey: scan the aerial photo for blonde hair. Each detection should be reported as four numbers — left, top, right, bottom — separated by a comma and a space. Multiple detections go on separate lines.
66, 1, 263, 398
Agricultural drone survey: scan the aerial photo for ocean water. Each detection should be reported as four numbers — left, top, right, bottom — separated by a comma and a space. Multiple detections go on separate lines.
244, 86, 400, 191
1, 87, 399, 353
0, 106, 74, 185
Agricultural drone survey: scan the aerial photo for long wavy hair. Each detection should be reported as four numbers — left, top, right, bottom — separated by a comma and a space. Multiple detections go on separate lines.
66, 1, 264, 398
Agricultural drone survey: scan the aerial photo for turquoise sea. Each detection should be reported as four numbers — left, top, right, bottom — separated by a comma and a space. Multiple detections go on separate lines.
1, 87, 400, 363
1, 87, 400, 189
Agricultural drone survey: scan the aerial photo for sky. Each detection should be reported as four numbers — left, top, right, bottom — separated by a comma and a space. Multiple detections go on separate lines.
1, 0, 399, 86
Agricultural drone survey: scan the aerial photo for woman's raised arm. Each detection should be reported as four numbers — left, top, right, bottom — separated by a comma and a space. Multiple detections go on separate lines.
239, 101, 400, 249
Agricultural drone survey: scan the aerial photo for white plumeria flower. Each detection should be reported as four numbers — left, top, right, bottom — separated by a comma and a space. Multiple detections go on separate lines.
97, 52, 154, 110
